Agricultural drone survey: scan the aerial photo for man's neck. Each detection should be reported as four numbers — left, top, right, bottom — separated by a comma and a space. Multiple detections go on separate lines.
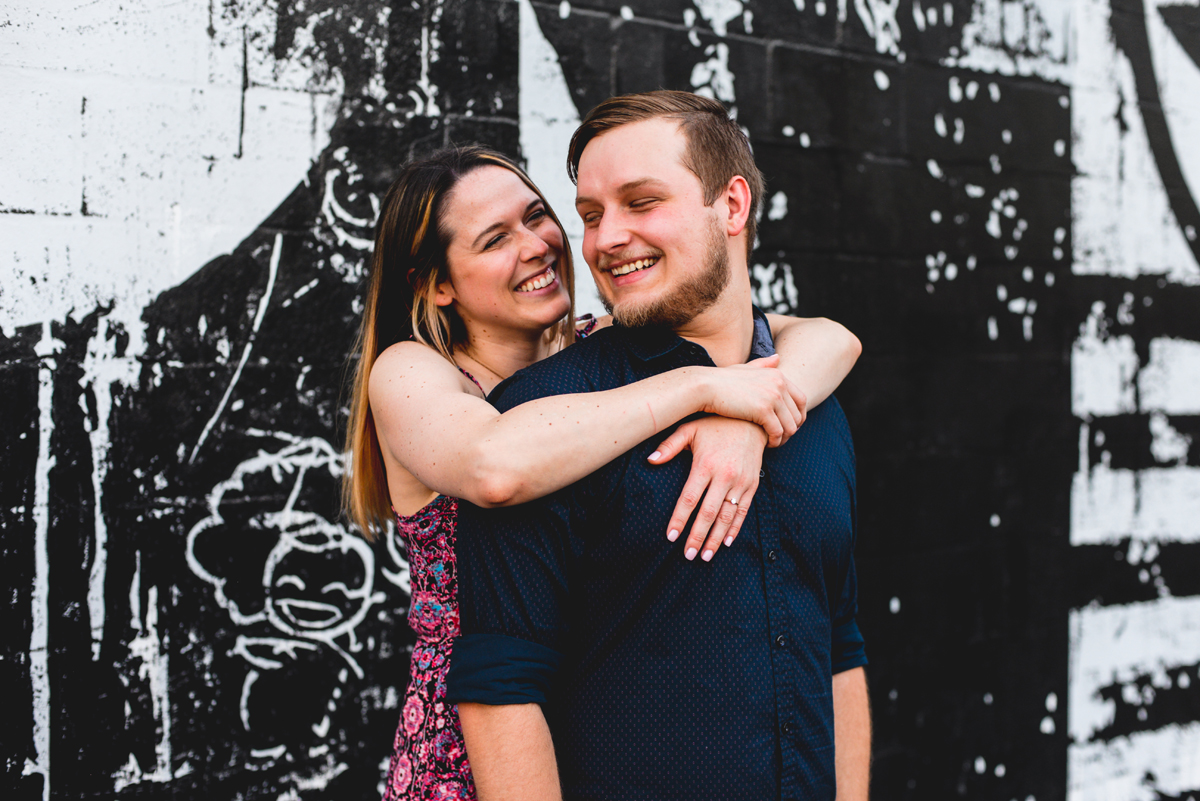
672, 272, 756, 367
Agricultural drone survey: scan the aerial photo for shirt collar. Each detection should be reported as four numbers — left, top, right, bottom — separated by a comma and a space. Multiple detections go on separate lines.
616, 306, 776, 364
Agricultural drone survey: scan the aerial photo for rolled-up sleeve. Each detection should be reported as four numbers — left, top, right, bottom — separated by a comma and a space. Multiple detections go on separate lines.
445, 372, 585, 707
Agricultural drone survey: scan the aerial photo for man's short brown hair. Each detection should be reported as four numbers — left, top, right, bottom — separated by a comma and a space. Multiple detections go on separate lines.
567, 90, 766, 260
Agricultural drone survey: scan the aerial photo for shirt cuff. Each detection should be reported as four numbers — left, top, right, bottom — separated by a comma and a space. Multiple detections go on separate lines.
832, 617, 868, 674
446, 633, 562, 705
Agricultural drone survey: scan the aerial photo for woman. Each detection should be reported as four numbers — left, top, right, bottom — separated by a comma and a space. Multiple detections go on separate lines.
342, 146, 860, 800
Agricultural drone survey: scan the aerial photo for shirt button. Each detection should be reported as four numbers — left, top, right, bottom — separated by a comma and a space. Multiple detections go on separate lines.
767, 549, 777, 562
782, 721, 794, 735
775, 634, 787, 648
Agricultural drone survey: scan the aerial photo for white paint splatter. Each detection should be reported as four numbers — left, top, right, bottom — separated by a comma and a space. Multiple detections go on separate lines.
693, 0, 744, 37
691, 43, 737, 104
1149, 412, 1192, 465
767, 191, 789, 221
854, 0, 903, 55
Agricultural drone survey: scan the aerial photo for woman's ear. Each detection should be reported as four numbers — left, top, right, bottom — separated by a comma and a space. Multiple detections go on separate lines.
433, 277, 456, 307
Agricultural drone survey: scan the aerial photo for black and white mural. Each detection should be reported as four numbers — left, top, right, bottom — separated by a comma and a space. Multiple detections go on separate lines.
2, 1, 1198, 798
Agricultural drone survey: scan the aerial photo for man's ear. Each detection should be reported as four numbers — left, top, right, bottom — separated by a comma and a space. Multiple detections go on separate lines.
723, 175, 753, 238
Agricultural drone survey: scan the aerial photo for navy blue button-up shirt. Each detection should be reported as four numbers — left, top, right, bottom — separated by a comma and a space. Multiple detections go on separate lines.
447, 309, 866, 801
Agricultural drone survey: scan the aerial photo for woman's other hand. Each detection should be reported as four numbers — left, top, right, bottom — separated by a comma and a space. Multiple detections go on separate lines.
701, 355, 807, 447
649, 417, 767, 563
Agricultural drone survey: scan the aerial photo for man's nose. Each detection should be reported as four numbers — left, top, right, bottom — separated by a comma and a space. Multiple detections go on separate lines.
594, 210, 631, 254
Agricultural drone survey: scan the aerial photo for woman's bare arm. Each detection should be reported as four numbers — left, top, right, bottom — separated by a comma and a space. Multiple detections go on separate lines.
653, 315, 862, 561
368, 341, 804, 509
767, 314, 862, 411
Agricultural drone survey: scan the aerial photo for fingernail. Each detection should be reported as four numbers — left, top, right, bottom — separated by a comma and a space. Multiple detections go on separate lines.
648, 451, 661, 461
724, 536, 734, 547
701, 549, 713, 562
685, 547, 697, 560
668, 529, 679, 542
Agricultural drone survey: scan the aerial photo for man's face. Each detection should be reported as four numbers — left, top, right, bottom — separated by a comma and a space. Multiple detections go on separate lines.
575, 117, 732, 327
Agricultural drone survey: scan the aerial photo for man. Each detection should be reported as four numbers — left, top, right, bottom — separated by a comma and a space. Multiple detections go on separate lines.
446, 90, 870, 801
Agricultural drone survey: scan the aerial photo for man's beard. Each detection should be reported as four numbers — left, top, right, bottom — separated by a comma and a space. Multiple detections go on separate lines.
603, 218, 731, 329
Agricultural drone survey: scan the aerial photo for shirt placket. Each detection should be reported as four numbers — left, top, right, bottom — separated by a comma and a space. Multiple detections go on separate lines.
754, 467, 801, 799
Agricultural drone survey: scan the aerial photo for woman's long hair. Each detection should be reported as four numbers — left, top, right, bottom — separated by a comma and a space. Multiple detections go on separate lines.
342, 145, 576, 540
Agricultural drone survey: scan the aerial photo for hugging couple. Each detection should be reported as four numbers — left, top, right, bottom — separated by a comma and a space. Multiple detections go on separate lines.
344, 90, 870, 801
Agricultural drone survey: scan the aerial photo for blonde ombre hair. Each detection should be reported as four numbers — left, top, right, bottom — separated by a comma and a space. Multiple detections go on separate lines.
342, 146, 576, 540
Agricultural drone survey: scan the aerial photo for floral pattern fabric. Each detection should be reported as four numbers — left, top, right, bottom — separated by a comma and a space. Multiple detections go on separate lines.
382, 321, 597, 800
382, 495, 475, 801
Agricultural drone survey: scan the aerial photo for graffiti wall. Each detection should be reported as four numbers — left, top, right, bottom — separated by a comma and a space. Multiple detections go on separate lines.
2, 0, 1197, 799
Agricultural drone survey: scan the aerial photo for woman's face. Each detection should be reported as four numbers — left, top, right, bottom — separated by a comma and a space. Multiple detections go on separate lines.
437, 165, 571, 338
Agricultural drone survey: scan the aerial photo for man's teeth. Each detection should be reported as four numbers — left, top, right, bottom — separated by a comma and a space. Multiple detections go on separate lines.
611, 257, 658, 276
517, 267, 556, 292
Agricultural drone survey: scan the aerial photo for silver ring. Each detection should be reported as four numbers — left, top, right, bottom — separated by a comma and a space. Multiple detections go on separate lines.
727, 497, 738, 506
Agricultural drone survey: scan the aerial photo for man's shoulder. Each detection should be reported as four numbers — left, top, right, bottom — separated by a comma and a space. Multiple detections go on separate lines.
793, 395, 855, 459
489, 326, 626, 411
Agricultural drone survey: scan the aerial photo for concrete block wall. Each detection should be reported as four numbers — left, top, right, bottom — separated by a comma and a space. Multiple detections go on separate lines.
2, 0, 1198, 798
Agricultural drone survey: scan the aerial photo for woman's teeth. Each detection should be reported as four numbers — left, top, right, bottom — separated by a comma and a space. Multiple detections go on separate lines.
611, 257, 658, 276
516, 266, 556, 292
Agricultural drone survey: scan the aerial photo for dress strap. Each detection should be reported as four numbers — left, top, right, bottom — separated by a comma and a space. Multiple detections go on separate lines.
457, 365, 484, 393
576, 314, 598, 339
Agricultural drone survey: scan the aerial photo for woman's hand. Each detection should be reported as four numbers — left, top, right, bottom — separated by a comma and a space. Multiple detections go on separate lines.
700, 355, 807, 448
648, 417, 768, 562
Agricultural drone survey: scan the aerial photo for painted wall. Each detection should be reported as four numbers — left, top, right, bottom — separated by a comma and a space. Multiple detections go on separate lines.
2, 0, 1198, 798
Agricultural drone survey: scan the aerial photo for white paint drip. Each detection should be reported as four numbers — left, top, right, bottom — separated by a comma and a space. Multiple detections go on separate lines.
517, 0, 599, 316
189, 232, 282, 463
81, 313, 142, 660
114, 584, 172, 791
29, 321, 59, 801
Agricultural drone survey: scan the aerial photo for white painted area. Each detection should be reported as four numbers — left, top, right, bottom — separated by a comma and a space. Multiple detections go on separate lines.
1071, 332, 1137, 417
1071, 0, 1199, 284
1068, 722, 1200, 801
518, 0, 601, 317
0, 2, 339, 337
946, 0, 1071, 79
1140, 338, 1200, 415
1071, 464, 1200, 545
1070, 597, 1200, 741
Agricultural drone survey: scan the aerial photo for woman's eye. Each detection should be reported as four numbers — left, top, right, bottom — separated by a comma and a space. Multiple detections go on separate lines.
484, 234, 505, 249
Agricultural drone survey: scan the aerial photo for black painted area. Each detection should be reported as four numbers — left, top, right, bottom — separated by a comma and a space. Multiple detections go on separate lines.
3, 0, 1199, 799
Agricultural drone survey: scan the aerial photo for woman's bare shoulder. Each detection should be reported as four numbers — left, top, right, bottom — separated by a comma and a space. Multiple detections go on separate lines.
370, 340, 471, 402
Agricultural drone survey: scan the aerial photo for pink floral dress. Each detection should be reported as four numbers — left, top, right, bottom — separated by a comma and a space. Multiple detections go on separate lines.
381, 317, 595, 800
382, 494, 476, 801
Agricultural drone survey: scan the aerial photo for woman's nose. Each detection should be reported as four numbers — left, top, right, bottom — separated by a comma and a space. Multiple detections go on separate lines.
519, 226, 551, 261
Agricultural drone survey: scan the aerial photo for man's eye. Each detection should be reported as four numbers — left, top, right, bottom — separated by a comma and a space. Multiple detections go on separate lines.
484, 234, 505, 249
